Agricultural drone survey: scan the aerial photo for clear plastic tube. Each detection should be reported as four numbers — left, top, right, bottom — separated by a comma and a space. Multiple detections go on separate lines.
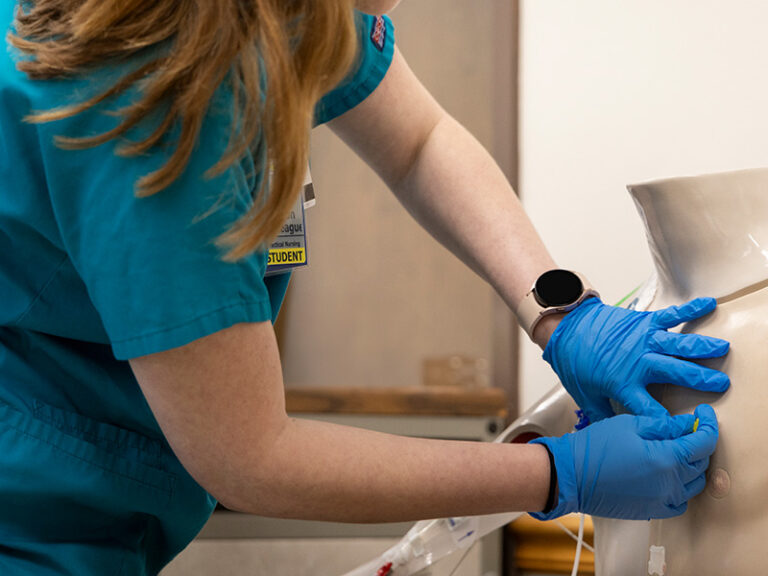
343, 379, 582, 576
554, 519, 593, 553
570, 513, 585, 576
341, 512, 521, 576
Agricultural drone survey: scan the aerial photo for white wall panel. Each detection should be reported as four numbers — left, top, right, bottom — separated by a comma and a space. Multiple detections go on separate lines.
520, 0, 768, 409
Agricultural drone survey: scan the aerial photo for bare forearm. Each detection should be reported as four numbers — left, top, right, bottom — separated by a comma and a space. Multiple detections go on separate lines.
225, 417, 550, 522
329, 50, 564, 347
391, 115, 556, 319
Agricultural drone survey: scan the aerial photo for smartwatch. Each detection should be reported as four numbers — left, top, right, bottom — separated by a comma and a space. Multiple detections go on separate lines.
517, 269, 599, 339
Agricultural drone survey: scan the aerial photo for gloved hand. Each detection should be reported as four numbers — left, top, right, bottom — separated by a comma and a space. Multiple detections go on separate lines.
544, 296, 730, 422
530, 404, 718, 520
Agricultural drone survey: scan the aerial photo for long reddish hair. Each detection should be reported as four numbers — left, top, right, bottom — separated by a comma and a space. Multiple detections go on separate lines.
9, 0, 358, 260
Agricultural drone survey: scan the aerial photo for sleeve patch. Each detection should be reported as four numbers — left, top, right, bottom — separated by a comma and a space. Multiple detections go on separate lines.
370, 15, 387, 52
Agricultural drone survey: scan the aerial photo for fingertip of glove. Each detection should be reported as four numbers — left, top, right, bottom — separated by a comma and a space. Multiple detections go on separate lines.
712, 338, 730, 354
692, 296, 717, 312
703, 371, 730, 392
693, 404, 718, 432
693, 403, 715, 418
670, 297, 717, 321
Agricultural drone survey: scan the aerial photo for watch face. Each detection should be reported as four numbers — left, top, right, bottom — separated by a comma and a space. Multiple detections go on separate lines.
535, 269, 584, 307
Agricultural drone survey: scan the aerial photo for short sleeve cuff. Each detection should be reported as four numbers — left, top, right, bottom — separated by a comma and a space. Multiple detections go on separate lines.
314, 13, 395, 125
111, 299, 272, 360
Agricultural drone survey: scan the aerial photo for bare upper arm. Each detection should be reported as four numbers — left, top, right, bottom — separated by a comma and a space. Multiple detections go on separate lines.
128, 321, 288, 510
327, 46, 446, 189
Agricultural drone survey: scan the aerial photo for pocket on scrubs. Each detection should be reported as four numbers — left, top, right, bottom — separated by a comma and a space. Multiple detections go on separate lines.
0, 400, 182, 575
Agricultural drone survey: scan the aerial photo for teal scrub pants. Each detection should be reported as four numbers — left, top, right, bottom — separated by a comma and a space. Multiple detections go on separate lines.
0, 401, 215, 575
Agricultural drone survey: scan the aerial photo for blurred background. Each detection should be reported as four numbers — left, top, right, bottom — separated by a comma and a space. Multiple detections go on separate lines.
164, 1, 768, 574
277, 0, 519, 414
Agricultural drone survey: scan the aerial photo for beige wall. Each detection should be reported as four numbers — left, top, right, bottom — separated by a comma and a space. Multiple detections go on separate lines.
279, 2, 518, 402
519, 0, 768, 410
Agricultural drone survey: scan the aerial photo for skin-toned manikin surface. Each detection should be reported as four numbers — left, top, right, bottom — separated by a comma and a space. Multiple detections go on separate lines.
595, 167, 768, 575
646, 290, 765, 573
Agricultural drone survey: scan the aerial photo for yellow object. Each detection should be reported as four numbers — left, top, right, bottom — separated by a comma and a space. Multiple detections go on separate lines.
267, 247, 306, 266
693, 418, 700, 433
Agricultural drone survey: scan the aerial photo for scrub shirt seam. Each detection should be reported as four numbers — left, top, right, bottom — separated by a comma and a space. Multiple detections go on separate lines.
111, 298, 272, 347
12, 254, 69, 326
8, 422, 175, 497
317, 59, 393, 124
32, 402, 166, 463
315, 17, 394, 125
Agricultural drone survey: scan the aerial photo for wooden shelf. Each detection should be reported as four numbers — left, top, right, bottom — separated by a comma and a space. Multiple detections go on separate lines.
508, 514, 595, 574
285, 385, 508, 418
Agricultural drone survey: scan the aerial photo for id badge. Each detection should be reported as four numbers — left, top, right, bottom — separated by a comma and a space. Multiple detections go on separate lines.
265, 167, 314, 276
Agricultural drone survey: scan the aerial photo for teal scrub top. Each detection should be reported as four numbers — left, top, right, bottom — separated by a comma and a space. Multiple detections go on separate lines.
0, 8, 394, 435
0, 3, 394, 573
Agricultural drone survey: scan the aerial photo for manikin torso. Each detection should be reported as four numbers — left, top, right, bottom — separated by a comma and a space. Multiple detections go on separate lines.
595, 167, 768, 575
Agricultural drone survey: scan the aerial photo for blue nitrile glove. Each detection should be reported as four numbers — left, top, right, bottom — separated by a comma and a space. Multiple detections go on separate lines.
544, 297, 730, 422
530, 404, 718, 520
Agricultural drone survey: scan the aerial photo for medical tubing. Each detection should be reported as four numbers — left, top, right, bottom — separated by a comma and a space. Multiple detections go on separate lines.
570, 513, 585, 576
343, 382, 589, 575
555, 519, 594, 553
340, 512, 522, 576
